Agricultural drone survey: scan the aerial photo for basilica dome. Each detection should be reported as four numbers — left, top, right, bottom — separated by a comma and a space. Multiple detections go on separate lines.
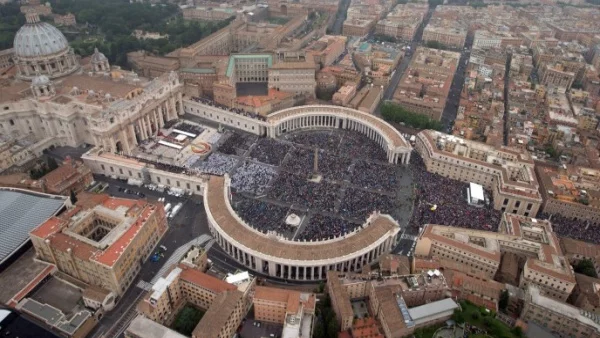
14, 18, 70, 58
12, 13, 80, 81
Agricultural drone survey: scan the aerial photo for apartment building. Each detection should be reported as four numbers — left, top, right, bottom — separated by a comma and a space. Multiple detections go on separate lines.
415, 130, 543, 216
376, 19, 419, 41
343, 18, 375, 37
306, 35, 347, 68
560, 237, 600, 277
254, 286, 316, 336
327, 270, 454, 338
268, 52, 317, 98
540, 63, 576, 92
415, 213, 575, 301
29, 193, 168, 296
521, 285, 600, 338
422, 26, 467, 49
536, 165, 600, 224
136, 264, 247, 338
393, 48, 459, 121
182, 7, 236, 22
41, 159, 93, 196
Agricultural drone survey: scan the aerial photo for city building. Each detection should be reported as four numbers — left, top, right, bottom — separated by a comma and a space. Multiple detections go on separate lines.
561, 237, 600, 277
343, 18, 375, 37
521, 285, 600, 338
53, 13, 76, 26
536, 165, 600, 224
182, 6, 236, 22
30, 193, 168, 295
422, 26, 467, 49
306, 35, 347, 68
327, 269, 450, 333
540, 63, 576, 92
393, 47, 459, 121
415, 213, 575, 301
40, 159, 94, 196
253, 286, 316, 337
415, 130, 543, 216
136, 263, 249, 338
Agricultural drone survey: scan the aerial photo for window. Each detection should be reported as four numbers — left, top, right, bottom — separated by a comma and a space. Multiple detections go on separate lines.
101, 164, 105, 171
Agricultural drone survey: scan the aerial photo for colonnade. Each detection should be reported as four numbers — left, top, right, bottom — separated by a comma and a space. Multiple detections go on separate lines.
268, 113, 411, 165
210, 226, 398, 281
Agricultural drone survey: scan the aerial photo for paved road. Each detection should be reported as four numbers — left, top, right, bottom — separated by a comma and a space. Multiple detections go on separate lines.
503, 53, 512, 146
87, 176, 210, 338
440, 34, 474, 130
376, 7, 434, 114
331, 0, 350, 35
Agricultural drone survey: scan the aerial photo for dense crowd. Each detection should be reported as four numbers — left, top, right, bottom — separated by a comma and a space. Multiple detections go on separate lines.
350, 160, 399, 192
296, 214, 361, 241
231, 161, 277, 195
191, 153, 238, 176
174, 122, 204, 136
268, 172, 338, 212
339, 132, 388, 162
232, 196, 295, 238
219, 132, 257, 156
538, 213, 600, 244
408, 154, 502, 231
340, 188, 396, 219
191, 97, 267, 121
282, 131, 340, 153
249, 138, 291, 166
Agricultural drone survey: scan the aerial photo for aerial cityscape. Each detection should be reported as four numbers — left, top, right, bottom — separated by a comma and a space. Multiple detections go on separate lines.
0, 0, 600, 337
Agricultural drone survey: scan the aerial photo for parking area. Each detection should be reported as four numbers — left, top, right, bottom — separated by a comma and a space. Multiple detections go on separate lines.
239, 319, 283, 338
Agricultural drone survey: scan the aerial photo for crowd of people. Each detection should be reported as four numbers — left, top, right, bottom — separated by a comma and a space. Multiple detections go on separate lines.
268, 172, 338, 212
296, 214, 361, 241
249, 138, 291, 166
191, 97, 267, 121
340, 188, 396, 219
232, 196, 295, 238
408, 154, 502, 231
174, 122, 204, 136
231, 161, 277, 195
191, 153, 238, 176
538, 213, 600, 244
219, 132, 257, 156
350, 160, 400, 192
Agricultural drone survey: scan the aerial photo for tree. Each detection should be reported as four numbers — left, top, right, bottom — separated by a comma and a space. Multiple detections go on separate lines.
327, 317, 340, 337
425, 40, 447, 50
452, 309, 465, 324
381, 102, 444, 130
47, 157, 59, 171
318, 281, 325, 293
574, 259, 598, 278
498, 289, 509, 311
172, 305, 203, 336
512, 326, 524, 338
70, 190, 78, 205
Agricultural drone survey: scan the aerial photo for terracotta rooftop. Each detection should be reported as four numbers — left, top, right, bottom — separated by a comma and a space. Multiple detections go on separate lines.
178, 265, 237, 294
192, 290, 243, 338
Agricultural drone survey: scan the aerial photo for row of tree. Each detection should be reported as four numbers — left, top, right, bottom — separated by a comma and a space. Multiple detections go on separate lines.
313, 294, 340, 338
380, 102, 444, 130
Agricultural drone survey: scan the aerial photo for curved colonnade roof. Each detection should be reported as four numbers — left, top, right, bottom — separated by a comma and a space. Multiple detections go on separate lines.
205, 176, 399, 263
266, 105, 410, 150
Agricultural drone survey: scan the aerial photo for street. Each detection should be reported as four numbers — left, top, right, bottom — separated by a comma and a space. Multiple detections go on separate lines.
440, 34, 474, 130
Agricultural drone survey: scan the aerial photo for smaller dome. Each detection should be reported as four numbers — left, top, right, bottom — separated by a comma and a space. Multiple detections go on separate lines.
32, 74, 50, 86
91, 48, 108, 63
